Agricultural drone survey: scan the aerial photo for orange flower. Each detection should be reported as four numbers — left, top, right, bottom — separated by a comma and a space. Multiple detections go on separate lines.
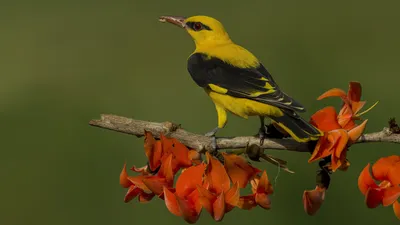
120, 163, 156, 203
303, 186, 326, 216
144, 131, 192, 173
197, 152, 240, 221
163, 163, 205, 224
317, 81, 377, 130
309, 106, 368, 171
222, 152, 261, 188
358, 155, 400, 220
237, 171, 274, 210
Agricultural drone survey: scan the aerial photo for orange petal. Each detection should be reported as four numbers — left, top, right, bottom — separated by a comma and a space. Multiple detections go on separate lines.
213, 193, 225, 221
144, 131, 162, 171
358, 164, 379, 195
175, 163, 206, 198
308, 135, 334, 163
171, 139, 193, 168
348, 120, 368, 144
371, 156, 400, 181
255, 193, 271, 209
197, 185, 215, 216
351, 101, 366, 115
393, 201, 400, 220
303, 187, 325, 216
257, 171, 273, 195
189, 150, 202, 163
120, 163, 132, 188
332, 129, 349, 158
382, 186, 400, 206
138, 192, 155, 203
317, 88, 347, 101
237, 195, 257, 210
160, 133, 174, 156
365, 187, 384, 208
163, 186, 182, 217
127, 176, 151, 192
310, 106, 342, 132
222, 153, 261, 188
176, 194, 202, 224
389, 163, 400, 186
338, 105, 355, 129
142, 177, 168, 195
124, 185, 141, 203
158, 154, 175, 185
347, 81, 362, 102
224, 182, 240, 212
205, 152, 231, 194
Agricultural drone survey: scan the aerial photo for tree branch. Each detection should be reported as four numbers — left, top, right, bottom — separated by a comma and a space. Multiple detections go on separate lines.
89, 114, 400, 153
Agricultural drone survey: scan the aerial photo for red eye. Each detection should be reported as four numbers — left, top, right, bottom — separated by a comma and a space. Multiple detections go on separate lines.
193, 22, 203, 31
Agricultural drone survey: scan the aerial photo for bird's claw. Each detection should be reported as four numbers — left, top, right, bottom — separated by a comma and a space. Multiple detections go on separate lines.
258, 125, 268, 146
205, 127, 219, 154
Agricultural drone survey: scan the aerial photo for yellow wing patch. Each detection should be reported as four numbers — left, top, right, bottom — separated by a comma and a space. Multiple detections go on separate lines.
208, 84, 228, 94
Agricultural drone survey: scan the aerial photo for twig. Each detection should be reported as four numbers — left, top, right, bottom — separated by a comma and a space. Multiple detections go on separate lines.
89, 114, 400, 153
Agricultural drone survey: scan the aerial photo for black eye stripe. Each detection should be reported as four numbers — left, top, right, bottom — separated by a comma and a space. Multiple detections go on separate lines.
186, 22, 212, 31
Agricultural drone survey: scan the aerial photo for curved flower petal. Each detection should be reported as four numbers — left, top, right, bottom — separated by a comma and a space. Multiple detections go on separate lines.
393, 201, 400, 220
372, 156, 399, 181
142, 177, 169, 195
213, 193, 225, 221
158, 154, 174, 184
303, 186, 325, 216
176, 190, 202, 224
382, 186, 400, 207
205, 152, 230, 194
317, 88, 347, 101
347, 81, 362, 102
257, 171, 273, 195
224, 182, 240, 212
124, 185, 142, 203
348, 120, 368, 144
308, 135, 334, 163
310, 106, 341, 132
171, 139, 193, 168
175, 163, 206, 198
222, 153, 261, 188
255, 193, 271, 209
358, 163, 379, 195
388, 163, 400, 186
163, 186, 181, 216
365, 187, 384, 208
144, 131, 162, 171
120, 163, 132, 188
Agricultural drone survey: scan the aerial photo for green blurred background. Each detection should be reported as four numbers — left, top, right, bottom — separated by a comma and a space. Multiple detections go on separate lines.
1, 0, 399, 224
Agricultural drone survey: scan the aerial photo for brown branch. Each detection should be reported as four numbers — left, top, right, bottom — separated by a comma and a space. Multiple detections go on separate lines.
89, 114, 400, 153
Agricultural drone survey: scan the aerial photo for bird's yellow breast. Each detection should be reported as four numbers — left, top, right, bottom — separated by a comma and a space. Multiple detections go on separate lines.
206, 89, 284, 118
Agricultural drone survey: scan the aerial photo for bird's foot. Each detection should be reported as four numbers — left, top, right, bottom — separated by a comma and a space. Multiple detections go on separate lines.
205, 127, 219, 137
205, 127, 219, 154
257, 125, 268, 146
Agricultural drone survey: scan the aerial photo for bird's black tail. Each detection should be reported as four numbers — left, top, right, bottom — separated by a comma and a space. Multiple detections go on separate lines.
269, 109, 323, 143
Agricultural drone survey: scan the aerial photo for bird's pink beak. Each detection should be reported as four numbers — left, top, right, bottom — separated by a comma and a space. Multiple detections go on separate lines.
159, 16, 187, 28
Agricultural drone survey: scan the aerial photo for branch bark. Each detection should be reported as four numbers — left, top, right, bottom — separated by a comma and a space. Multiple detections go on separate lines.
89, 114, 400, 153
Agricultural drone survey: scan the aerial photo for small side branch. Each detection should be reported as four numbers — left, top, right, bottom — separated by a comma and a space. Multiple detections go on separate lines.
89, 114, 400, 153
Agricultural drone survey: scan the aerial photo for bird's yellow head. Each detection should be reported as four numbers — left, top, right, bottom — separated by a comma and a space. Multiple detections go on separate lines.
159, 15, 231, 48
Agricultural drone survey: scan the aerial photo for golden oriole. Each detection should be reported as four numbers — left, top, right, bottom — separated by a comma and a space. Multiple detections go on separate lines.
159, 15, 322, 149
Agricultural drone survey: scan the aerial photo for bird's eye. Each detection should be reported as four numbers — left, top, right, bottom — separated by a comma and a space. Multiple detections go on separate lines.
193, 22, 203, 31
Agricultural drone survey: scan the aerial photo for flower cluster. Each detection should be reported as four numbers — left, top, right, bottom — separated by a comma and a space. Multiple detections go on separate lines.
358, 155, 400, 220
120, 131, 273, 223
308, 82, 378, 171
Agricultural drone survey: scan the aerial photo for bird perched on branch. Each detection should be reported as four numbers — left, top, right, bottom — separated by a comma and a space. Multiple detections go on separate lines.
159, 15, 322, 150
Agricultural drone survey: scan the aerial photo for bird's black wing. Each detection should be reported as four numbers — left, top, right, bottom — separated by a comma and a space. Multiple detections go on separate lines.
187, 52, 306, 112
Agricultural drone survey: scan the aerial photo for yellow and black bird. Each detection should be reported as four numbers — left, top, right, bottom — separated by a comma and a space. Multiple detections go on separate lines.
159, 15, 322, 149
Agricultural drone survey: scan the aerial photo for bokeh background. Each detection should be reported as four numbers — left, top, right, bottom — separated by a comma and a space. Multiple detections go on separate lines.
1, 0, 400, 225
